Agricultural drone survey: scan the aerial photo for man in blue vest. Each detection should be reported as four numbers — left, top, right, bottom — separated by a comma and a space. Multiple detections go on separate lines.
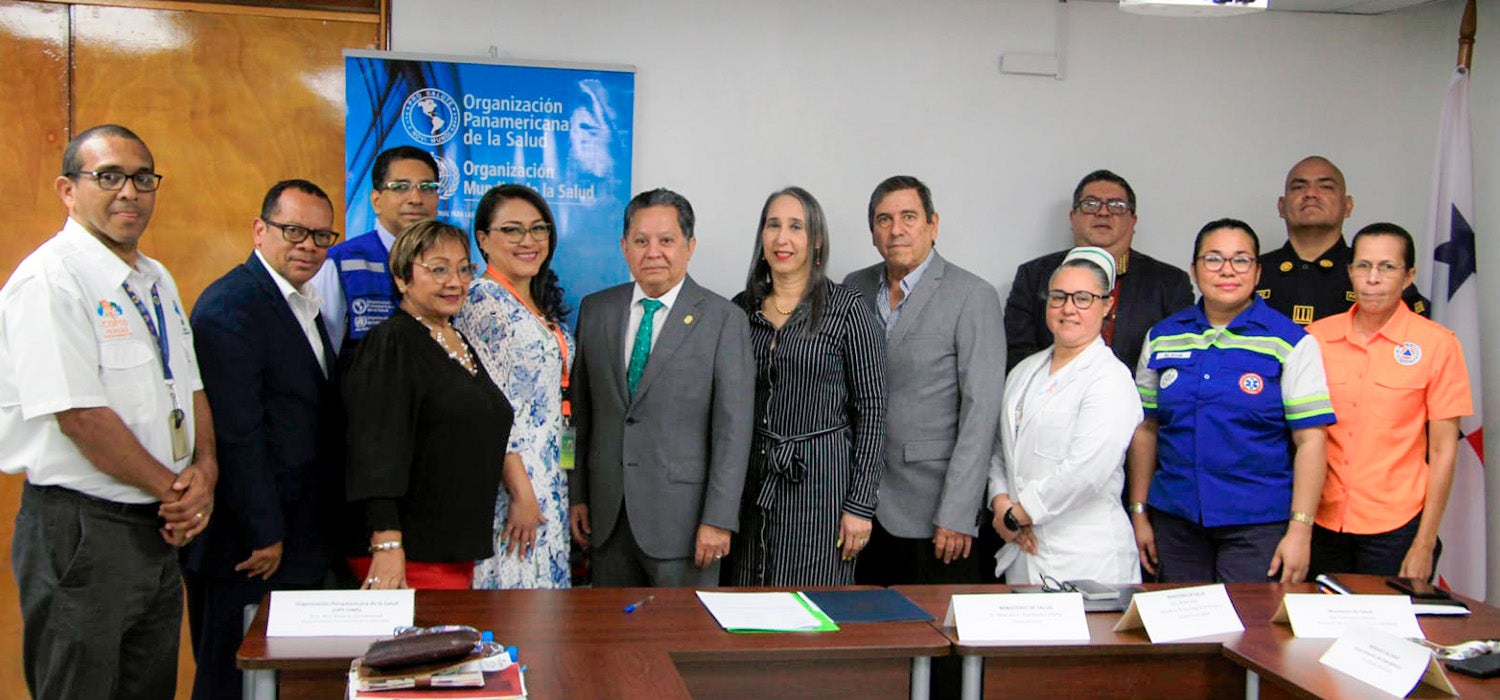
310, 146, 440, 356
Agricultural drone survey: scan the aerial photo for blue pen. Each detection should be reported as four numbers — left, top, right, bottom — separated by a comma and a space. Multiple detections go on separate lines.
624, 594, 654, 613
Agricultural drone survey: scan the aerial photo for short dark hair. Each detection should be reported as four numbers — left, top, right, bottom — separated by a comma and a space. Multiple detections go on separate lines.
1192, 217, 1260, 263
1072, 169, 1136, 213
473, 183, 570, 323
370, 146, 439, 191
623, 188, 695, 239
867, 175, 934, 231
260, 179, 333, 221
1351, 222, 1416, 269
62, 124, 151, 177
744, 186, 833, 332
388, 219, 468, 284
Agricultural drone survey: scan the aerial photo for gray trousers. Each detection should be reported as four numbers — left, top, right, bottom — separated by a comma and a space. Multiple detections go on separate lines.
13, 483, 183, 700
591, 505, 720, 587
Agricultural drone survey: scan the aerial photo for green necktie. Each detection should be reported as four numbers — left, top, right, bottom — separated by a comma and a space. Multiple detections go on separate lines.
626, 298, 664, 398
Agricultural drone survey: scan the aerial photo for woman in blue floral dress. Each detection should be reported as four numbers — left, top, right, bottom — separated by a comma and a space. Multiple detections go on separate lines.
455, 184, 574, 589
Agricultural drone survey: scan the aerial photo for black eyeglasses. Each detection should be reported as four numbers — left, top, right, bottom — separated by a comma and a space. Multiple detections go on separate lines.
1197, 253, 1256, 273
262, 219, 340, 248
380, 180, 441, 195
479, 223, 552, 244
69, 170, 163, 192
1044, 289, 1108, 309
1040, 574, 1078, 593
1075, 197, 1131, 216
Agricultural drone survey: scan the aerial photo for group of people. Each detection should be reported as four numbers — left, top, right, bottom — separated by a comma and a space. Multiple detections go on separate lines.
0, 125, 1474, 700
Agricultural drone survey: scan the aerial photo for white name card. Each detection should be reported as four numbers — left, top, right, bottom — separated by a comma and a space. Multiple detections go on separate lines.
943, 593, 1091, 644
1112, 584, 1244, 643
266, 589, 414, 637
1272, 593, 1425, 639
1319, 625, 1457, 697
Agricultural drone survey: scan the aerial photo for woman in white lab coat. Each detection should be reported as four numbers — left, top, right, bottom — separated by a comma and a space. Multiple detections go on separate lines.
988, 247, 1144, 585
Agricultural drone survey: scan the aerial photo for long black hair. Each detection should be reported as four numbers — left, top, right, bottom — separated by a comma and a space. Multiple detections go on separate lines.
744, 186, 831, 332
472, 184, 569, 324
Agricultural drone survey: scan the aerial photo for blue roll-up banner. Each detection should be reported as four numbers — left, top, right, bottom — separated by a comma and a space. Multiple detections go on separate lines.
343, 49, 635, 327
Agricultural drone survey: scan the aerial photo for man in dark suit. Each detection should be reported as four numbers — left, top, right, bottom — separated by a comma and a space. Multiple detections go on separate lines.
844, 175, 1006, 586
568, 188, 754, 587
1005, 169, 1193, 374
181, 180, 344, 700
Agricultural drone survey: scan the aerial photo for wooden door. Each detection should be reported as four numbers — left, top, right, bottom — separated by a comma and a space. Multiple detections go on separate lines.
0, 2, 381, 698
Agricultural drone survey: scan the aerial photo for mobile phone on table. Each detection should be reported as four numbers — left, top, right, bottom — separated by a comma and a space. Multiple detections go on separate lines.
1386, 576, 1452, 600
1066, 579, 1120, 600
1446, 654, 1500, 679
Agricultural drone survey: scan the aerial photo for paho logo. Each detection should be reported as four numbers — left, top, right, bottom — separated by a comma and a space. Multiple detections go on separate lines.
401, 88, 461, 146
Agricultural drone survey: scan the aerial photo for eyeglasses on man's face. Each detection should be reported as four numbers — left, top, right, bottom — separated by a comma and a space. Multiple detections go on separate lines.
1349, 260, 1407, 278
380, 180, 441, 195
70, 170, 163, 193
1074, 197, 1131, 216
1044, 289, 1108, 309
412, 259, 476, 283
481, 223, 553, 245
1197, 253, 1257, 273
262, 219, 340, 248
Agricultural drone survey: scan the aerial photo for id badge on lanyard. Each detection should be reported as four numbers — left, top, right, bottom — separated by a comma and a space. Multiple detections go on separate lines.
124, 281, 190, 461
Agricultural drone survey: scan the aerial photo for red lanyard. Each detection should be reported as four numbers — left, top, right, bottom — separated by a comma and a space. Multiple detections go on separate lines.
486, 267, 572, 418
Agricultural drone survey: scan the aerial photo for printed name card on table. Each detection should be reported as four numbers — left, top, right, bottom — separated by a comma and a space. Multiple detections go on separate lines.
943, 593, 1090, 644
1271, 593, 1425, 639
1112, 584, 1244, 643
267, 589, 414, 637
1319, 625, 1457, 697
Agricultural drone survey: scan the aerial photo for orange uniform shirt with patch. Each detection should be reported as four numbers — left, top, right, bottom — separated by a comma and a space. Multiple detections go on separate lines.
1306, 304, 1472, 534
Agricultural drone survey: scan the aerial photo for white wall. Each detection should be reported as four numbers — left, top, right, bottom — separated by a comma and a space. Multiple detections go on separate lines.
393, 0, 1500, 602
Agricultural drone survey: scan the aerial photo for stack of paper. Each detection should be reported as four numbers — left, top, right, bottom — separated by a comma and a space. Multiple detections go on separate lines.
346, 661, 525, 699
694, 591, 839, 632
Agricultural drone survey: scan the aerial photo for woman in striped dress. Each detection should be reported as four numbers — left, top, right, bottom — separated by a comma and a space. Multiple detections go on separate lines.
728, 187, 888, 586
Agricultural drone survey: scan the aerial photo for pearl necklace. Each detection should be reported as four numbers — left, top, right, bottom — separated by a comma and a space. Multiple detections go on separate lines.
412, 313, 477, 375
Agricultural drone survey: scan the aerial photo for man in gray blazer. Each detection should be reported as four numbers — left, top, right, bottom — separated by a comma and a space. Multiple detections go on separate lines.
568, 188, 755, 587
844, 175, 1005, 585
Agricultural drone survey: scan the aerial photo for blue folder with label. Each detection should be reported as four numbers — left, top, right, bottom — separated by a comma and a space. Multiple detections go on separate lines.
800, 589, 933, 623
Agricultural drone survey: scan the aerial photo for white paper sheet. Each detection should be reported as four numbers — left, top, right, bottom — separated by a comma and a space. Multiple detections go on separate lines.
267, 589, 414, 637
695, 591, 823, 631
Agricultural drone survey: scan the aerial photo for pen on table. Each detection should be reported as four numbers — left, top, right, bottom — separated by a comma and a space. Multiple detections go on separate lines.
624, 595, 655, 613
1315, 574, 1352, 595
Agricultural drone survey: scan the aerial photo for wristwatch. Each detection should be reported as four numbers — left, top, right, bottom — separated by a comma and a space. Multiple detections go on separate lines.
1003, 507, 1021, 532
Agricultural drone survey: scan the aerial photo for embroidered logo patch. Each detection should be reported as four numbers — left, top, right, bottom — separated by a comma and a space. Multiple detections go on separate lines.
1160, 368, 1178, 389
96, 299, 131, 339
1239, 373, 1264, 395
1395, 342, 1421, 366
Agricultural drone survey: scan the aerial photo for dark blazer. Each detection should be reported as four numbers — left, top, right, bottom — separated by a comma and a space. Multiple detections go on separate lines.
182, 253, 342, 585
1004, 248, 1193, 374
569, 275, 755, 560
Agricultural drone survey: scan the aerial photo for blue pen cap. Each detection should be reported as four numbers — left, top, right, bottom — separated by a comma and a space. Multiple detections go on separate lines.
506, 645, 518, 663
481, 630, 494, 643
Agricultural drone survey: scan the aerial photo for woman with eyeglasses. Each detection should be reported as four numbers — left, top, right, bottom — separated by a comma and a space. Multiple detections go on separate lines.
343, 220, 514, 590
988, 247, 1142, 585
728, 187, 887, 586
454, 185, 575, 589
1127, 219, 1335, 584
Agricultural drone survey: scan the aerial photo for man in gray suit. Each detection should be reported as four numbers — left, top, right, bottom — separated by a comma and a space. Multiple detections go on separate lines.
844, 175, 1005, 585
568, 188, 755, 587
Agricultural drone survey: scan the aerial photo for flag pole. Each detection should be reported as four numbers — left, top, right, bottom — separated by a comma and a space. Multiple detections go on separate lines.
1458, 0, 1475, 72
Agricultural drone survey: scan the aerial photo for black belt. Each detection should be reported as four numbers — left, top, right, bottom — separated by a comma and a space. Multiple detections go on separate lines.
753, 423, 848, 509
25, 483, 161, 520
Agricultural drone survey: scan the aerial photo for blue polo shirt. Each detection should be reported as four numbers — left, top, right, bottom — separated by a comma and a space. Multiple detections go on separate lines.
1135, 296, 1335, 527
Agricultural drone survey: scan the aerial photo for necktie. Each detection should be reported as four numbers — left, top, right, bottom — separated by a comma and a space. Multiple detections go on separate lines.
627, 298, 664, 398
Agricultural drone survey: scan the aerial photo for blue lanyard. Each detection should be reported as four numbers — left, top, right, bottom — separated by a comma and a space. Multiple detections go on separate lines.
121, 282, 173, 382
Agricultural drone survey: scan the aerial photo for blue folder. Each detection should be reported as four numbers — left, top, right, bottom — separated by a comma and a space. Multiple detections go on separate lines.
800, 589, 934, 624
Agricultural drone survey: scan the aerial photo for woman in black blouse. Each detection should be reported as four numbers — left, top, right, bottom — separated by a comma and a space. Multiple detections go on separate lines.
729, 187, 888, 586
343, 220, 514, 590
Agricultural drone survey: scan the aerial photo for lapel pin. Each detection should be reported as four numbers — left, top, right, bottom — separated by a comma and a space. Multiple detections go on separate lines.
684, 315, 694, 324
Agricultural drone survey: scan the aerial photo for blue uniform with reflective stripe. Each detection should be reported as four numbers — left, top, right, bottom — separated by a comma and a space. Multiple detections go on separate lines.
327, 230, 396, 345
1140, 296, 1335, 528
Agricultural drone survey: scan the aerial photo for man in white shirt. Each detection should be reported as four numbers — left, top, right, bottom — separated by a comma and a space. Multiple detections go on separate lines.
0, 124, 216, 700
181, 179, 344, 700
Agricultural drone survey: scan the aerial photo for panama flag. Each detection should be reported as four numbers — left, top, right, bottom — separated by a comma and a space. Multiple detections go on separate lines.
1422, 66, 1486, 599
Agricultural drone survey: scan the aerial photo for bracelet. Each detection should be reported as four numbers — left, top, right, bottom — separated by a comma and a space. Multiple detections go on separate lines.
369, 540, 403, 553
1290, 511, 1314, 525
1128, 502, 1147, 514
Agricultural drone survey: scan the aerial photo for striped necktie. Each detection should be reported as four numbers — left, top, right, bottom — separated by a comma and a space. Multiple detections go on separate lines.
627, 298, 664, 398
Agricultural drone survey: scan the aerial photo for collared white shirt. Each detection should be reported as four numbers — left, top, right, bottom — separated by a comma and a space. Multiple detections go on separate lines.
876, 250, 936, 338
309, 220, 395, 354
254, 249, 329, 376
0, 218, 203, 503
623, 277, 686, 368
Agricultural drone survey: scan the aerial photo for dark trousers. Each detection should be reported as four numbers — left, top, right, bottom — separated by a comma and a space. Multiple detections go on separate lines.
1151, 508, 1285, 583
1310, 513, 1438, 579
591, 505, 720, 587
184, 572, 320, 700
12, 483, 182, 700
